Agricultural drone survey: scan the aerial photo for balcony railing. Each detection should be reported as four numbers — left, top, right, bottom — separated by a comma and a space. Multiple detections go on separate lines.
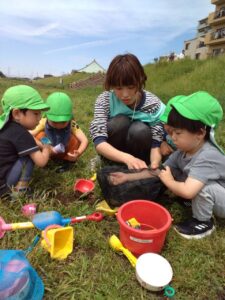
197, 22, 208, 30
205, 30, 225, 45
208, 11, 225, 25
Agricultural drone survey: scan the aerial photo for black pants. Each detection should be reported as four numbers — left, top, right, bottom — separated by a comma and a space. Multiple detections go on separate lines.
107, 115, 152, 164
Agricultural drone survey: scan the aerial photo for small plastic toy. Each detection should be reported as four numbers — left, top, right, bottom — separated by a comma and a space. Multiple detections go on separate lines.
40, 137, 65, 153
0, 217, 34, 238
73, 173, 96, 194
41, 225, 74, 260
95, 200, 118, 216
53, 143, 65, 154
126, 218, 141, 229
32, 211, 103, 230
0, 211, 103, 238
40, 137, 52, 145
109, 235, 175, 297
125, 217, 155, 230
22, 204, 37, 217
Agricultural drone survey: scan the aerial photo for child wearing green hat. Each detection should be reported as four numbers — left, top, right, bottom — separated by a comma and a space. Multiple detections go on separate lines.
159, 91, 225, 239
109, 91, 225, 239
0, 85, 51, 199
31, 92, 88, 173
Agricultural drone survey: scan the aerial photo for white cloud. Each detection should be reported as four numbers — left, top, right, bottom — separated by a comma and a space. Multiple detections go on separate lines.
0, 0, 213, 77
0, 21, 59, 37
44, 36, 130, 54
0, 0, 212, 41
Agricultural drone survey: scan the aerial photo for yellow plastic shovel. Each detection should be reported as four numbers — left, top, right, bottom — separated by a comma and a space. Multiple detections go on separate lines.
95, 200, 118, 216
109, 235, 175, 297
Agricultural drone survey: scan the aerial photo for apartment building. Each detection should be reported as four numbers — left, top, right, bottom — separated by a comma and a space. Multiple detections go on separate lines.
184, 17, 211, 60
205, 0, 225, 56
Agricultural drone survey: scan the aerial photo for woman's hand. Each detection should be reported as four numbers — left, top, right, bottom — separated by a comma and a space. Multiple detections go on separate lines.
124, 154, 148, 170
96, 142, 148, 170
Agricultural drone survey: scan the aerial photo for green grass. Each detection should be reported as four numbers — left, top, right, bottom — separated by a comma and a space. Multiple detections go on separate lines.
1, 56, 225, 300
33, 72, 91, 89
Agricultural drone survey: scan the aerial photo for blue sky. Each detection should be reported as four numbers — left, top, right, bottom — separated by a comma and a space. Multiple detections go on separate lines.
0, 0, 213, 78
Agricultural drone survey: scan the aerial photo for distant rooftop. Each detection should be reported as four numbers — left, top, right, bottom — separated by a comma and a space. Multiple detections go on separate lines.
78, 59, 106, 73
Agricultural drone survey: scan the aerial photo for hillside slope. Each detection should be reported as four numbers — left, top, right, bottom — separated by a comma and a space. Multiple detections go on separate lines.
144, 55, 225, 107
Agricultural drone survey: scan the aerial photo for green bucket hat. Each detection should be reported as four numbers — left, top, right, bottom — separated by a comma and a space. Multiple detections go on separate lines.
171, 91, 224, 153
160, 95, 184, 123
0, 85, 49, 129
46, 92, 73, 122
172, 91, 223, 128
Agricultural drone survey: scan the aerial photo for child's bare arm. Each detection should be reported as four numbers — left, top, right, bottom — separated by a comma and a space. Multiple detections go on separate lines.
150, 147, 162, 169
74, 129, 89, 156
67, 128, 88, 161
109, 169, 157, 186
159, 166, 204, 198
67, 129, 89, 161
33, 137, 43, 148
160, 141, 174, 156
29, 145, 51, 167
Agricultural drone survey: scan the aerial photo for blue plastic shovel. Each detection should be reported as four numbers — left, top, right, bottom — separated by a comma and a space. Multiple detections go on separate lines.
32, 211, 103, 230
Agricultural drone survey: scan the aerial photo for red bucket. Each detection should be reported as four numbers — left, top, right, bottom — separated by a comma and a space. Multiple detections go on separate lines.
116, 200, 172, 257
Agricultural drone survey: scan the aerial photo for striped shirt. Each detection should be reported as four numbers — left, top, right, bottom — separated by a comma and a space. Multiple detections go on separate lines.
90, 90, 165, 148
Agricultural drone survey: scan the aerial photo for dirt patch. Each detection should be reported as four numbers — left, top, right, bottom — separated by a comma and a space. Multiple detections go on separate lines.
72, 244, 99, 259
69, 73, 105, 89
55, 192, 77, 205
55, 191, 96, 206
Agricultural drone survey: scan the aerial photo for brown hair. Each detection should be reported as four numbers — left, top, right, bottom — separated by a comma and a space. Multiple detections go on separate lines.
104, 53, 147, 91
168, 107, 210, 140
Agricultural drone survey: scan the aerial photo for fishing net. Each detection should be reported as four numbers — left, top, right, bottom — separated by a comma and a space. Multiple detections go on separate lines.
0, 250, 44, 300
97, 165, 165, 207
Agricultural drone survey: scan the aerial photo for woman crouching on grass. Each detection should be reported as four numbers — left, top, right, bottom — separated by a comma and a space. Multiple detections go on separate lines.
90, 53, 165, 170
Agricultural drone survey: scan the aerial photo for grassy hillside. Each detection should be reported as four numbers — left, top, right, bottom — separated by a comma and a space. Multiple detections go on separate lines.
145, 55, 225, 149
0, 56, 225, 300
145, 56, 225, 105
34, 72, 90, 88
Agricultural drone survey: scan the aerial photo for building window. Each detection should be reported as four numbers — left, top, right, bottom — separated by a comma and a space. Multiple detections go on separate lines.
198, 41, 205, 48
185, 43, 190, 50
213, 28, 225, 39
215, 7, 225, 19
221, 7, 225, 17
195, 53, 200, 60
212, 49, 221, 56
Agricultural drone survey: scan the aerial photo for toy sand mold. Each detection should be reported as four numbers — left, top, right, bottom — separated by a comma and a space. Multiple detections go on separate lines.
41, 225, 74, 260
73, 173, 96, 195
